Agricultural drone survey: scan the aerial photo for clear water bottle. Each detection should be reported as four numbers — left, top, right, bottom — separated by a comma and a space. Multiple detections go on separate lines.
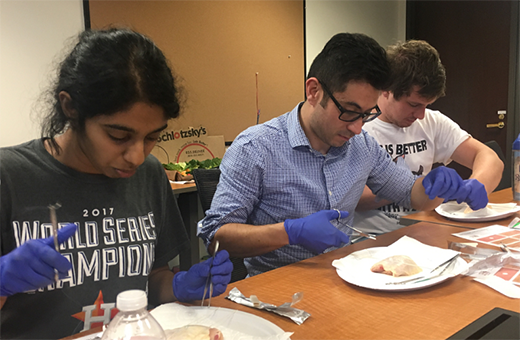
514, 133, 520, 201
101, 290, 166, 340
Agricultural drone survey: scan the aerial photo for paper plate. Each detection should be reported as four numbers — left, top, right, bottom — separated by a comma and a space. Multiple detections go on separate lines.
73, 304, 289, 340
334, 247, 468, 292
435, 202, 520, 222
151, 303, 289, 339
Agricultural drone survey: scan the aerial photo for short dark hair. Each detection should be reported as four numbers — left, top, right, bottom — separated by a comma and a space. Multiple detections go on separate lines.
307, 32, 390, 95
42, 27, 182, 154
386, 40, 446, 100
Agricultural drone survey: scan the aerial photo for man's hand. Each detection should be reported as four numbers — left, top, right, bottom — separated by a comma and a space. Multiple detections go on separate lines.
284, 210, 350, 254
422, 167, 488, 210
0, 223, 77, 296
172, 250, 233, 302
453, 179, 488, 210
422, 166, 464, 201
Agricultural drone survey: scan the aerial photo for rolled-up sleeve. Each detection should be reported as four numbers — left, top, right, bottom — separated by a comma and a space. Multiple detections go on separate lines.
197, 134, 265, 247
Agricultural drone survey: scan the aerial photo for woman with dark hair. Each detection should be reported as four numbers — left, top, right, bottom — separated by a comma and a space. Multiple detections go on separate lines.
0, 28, 232, 339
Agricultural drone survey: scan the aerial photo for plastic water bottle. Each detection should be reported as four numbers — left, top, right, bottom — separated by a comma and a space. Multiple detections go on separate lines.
514, 133, 520, 201
101, 290, 166, 340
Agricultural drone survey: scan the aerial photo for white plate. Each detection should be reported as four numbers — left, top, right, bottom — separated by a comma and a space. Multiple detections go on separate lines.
334, 247, 468, 292
151, 303, 289, 339
435, 202, 520, 222
74, 304, 289, 340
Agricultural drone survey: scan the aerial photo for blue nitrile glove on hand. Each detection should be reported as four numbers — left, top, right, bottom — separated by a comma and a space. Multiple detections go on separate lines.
422, 166, 465, 201
173, 249, 232, 302
0, 223, 77, 296
452, 179, 488, 210
422, 167, 488, 210
284, 210, 351, 254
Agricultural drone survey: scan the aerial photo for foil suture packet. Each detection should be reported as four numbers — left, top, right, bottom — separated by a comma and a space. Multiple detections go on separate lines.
226, 287, 310, 325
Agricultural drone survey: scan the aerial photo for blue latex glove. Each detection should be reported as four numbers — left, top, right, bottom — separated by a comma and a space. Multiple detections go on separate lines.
422, 166, 464, 201
0, 223, 77, 296
284, 210, 351, 254
173, 249, 232, 302
453, 179, 488, 210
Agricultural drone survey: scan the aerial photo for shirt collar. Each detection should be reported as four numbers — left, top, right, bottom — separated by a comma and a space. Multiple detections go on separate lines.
287, 102, 310, 149
287, 102, 350, 156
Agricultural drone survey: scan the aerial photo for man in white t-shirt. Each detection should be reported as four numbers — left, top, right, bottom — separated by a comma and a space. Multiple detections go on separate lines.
355, 40, 504, 235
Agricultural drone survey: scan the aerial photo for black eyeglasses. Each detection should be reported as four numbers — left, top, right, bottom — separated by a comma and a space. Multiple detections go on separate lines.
319, 81, 381, 123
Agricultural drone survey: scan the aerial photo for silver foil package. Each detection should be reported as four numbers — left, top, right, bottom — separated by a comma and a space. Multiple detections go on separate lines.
226, 287, 310, 325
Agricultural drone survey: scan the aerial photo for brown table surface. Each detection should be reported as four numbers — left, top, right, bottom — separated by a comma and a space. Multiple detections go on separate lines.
170, 181, 196, 194
401, 188, 520, 229
63, 221, 520, 340
179, 221, 519, 340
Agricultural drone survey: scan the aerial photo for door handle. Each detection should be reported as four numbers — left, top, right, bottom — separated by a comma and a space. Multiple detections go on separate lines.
486, 122, 505, 129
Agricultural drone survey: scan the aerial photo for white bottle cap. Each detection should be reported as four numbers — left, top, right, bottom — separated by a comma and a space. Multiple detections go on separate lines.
116, 290, 147, 311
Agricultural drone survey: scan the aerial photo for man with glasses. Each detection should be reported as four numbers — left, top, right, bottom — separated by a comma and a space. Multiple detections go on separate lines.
355, 40, 503, 236
198, 33, 482, 276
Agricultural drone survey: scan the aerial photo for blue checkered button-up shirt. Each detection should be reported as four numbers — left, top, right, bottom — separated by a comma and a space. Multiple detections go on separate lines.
198, 103, 415, 276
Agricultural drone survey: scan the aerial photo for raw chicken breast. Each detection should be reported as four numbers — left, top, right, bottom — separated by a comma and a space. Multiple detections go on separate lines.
165, 325, 223, 340
370, 255, 422, 277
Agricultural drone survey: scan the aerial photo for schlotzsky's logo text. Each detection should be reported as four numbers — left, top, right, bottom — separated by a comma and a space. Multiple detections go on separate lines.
158, 126, 207, 142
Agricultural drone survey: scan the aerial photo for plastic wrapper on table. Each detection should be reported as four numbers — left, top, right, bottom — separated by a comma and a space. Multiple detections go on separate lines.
463, 251, 520, 279
448, 241, 501, 261
226, 287, 311, 325
461, 251, 520, 298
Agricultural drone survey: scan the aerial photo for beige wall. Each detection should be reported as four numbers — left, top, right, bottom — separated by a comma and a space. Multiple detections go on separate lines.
89, 1, 305, 143
0, 0, 405, 147
305, 0, 407, 73
0, 0, 84, 147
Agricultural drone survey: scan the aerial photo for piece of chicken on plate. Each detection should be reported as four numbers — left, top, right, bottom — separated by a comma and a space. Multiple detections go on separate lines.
370, 255, 422, 277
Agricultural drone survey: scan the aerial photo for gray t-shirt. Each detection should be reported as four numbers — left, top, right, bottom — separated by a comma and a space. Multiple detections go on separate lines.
0, 139, 189, 339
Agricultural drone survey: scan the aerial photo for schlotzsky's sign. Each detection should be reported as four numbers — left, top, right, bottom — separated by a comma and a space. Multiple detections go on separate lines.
150, 126, 225, 164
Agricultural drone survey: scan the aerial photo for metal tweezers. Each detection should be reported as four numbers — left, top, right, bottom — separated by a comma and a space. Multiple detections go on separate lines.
385, 253, 460, 285
201, 240, 219, 307
334, 209, 377, 240
48, 203, 62, 282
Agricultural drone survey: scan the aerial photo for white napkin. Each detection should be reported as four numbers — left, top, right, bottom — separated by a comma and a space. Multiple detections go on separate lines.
447, 202, 518, 217
332, 235, 461, 273
150, 302, 293, 340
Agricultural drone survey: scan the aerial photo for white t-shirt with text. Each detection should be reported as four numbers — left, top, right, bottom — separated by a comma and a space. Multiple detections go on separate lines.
354, 109, 470, 234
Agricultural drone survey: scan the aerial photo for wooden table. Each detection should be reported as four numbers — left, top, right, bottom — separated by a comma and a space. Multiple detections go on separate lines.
170, 181, 197, 195
401, 188, 520, 229
170, 182, 201, 270
181, 222, 519, 340
63, 221, 519, 340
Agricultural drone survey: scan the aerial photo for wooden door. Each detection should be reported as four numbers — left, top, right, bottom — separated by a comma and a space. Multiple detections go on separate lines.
407, 0, 512, 183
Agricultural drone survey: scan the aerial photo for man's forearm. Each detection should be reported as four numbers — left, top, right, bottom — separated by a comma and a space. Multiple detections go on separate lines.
356, 186, 393, 211
469, 150, 504, 194
211, 222, 289, 258
410, 177, 444, 211
451, 138, 504, 194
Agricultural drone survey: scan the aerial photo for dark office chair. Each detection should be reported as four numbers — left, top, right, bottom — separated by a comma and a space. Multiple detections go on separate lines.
192, 168, 221, 212
484, 140, 509, 191
191, 168, 248, 282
